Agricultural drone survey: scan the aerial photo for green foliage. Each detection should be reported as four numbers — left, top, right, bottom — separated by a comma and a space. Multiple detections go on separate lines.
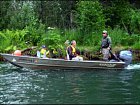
41, 28, 63, 50
120, 36, 139, 46
0, 1, 12, 30
62, 29, 82, 44
132, 41, 140, 49
85, 31, 102, 46
0, 29, 28, 52
76, 1, 105, 35
24, 22, 46, 46
8, 1, 37, 30
104, 28, 140, 49
129, 9, 140, 34
108, 28, 128, 46
102, 1, 131, 28
102, 0, 140, 35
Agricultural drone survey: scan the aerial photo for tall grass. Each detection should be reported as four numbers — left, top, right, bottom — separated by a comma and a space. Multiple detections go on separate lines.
105, 28, 140, 50
108, 28, 128, 47
62, 29, 82, 44
132, 40, 140, 49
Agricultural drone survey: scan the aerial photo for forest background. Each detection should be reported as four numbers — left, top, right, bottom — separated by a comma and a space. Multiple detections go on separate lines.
0, 0, 140, 60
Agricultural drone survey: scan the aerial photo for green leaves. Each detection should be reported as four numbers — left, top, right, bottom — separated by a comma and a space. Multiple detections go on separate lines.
42, 29, 63, 50
76, 1, 105, 34
8, 1, 37, 30
0, 29, 28, 52
75, 0, 106, 45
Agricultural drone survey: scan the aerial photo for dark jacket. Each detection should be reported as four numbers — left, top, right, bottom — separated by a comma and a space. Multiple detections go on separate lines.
101, 36, 111, 49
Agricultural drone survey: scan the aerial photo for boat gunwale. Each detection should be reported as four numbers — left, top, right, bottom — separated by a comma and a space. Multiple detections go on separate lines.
0, 53, 125, 64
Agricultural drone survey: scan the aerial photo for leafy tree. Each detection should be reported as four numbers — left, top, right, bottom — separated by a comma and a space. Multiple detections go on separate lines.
8, 1, 37, 30
129, 8, 140, 34
41, 28, 63, 50
75, 1, 105, 35
101, 0, 140, 34
33, 1, 77, 29
75, 0, 105, 44
0, 1, 12, 30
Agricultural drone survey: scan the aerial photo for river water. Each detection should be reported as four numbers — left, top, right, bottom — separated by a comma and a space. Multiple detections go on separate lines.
0, 62, 140, 104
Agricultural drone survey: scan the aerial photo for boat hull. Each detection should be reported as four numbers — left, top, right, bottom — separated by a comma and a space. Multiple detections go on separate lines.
0, 53, 126, 70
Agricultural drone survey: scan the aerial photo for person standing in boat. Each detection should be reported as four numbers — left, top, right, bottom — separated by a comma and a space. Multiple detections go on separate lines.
67, 40, 83, 61
101, 30, 112, 61
40, 45, 50, 58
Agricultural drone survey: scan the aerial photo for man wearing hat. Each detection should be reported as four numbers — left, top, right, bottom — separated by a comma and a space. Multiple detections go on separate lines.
101, 30, 112, 61
40, 45, 50, 58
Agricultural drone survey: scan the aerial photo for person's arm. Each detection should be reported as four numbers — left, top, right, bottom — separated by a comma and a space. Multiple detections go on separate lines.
46, 50, 49, 55
100, 40, 103, 53
107, 36, 112, 49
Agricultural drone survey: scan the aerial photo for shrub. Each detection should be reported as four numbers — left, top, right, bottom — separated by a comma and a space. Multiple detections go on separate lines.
0, 29, 28, 52
41, 28, 63, 51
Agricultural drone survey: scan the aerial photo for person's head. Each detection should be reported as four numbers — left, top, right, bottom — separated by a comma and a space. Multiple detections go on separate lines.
71, 40, 76, 47
102, 30, 108, 37
42, 45, 46, 49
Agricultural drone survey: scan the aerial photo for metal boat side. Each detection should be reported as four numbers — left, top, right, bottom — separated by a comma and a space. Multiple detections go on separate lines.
0, 53, 126, 70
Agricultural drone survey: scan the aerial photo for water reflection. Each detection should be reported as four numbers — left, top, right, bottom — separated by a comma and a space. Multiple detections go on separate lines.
0, 62, 140, 104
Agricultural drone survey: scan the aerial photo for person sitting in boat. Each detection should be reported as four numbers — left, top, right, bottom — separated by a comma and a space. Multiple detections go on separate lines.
64, 40, 70, 60
67, 40, 83, 61
40, 45, 50, 58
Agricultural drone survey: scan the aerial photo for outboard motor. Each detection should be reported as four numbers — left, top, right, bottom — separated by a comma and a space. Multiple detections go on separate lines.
119, 50, 132, 66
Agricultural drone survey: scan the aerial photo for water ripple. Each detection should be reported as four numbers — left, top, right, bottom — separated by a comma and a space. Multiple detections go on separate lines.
0, 62, 140, 104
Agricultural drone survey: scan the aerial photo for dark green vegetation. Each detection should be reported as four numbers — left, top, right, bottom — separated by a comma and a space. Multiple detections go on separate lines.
0, 0, 140, 59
